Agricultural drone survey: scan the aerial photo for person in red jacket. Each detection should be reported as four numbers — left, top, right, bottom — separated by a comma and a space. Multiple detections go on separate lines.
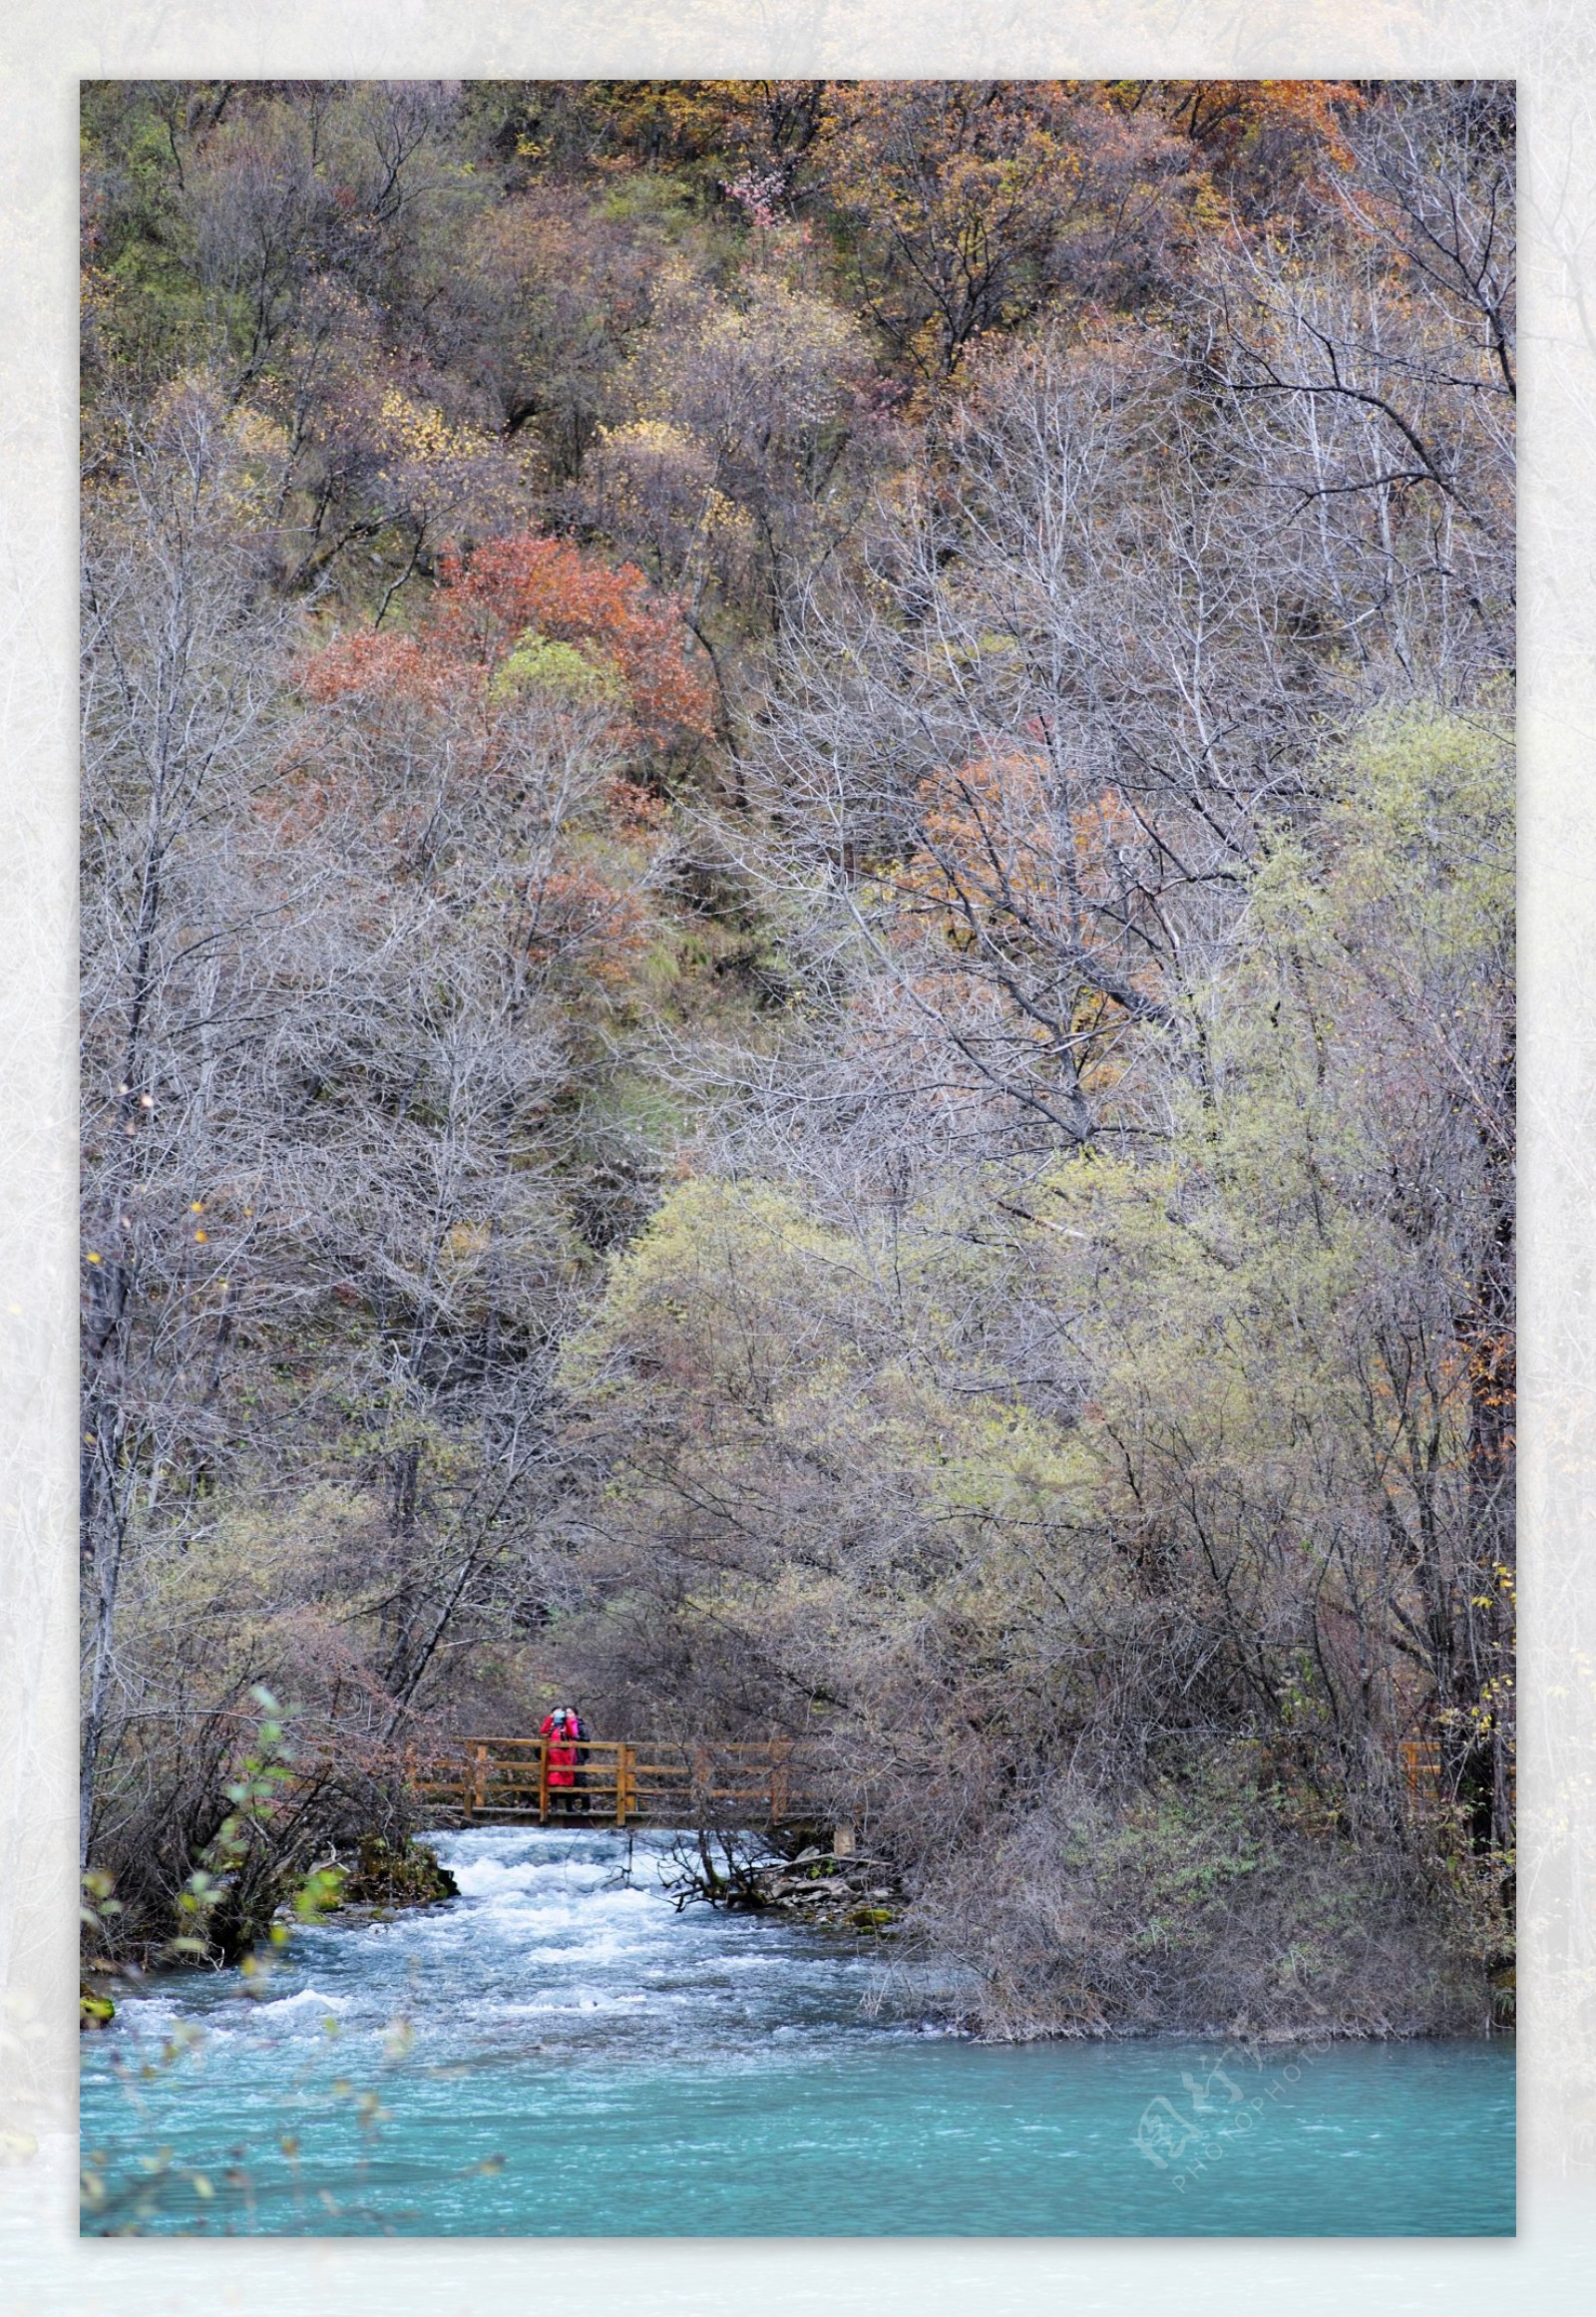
540, 1707, 579, 1809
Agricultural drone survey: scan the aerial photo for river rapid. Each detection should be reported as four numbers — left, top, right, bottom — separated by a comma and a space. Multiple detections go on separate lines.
79, 1824, 1514, 2236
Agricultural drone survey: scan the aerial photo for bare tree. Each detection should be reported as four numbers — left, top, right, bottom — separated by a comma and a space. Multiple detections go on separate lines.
80, 383, 303, 1865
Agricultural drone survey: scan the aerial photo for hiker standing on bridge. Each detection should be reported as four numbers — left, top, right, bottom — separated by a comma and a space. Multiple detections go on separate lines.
540, 1707, 581, 1811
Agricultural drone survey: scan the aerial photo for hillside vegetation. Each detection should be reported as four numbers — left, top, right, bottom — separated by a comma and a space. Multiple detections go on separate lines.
80, 80, 1513, 2033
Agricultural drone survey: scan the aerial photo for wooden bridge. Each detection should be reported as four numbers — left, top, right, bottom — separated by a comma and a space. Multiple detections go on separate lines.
410, 1736, 826, 1829
411, 1732, 1503, 1834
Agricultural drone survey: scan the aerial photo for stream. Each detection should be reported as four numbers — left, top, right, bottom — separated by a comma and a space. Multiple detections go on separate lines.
79, 1824, 1515, 2236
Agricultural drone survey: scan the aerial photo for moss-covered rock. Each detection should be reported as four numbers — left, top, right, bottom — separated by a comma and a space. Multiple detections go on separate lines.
339, 1834, 458, 1909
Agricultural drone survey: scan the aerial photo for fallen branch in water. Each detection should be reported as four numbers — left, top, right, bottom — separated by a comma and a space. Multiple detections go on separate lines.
658, 1829, 905, 1932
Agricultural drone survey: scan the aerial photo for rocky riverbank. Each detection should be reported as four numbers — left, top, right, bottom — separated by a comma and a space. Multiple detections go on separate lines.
661, 1829, 906, 1935
79, 1832, 458, 2029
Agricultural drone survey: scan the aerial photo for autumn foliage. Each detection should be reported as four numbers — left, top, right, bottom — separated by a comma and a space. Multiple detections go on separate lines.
304, 533, 714, 755
81, 81, 1515, 2041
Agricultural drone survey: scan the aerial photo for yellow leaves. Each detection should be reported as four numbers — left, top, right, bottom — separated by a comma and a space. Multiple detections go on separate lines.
376, 388, 489, 470
443, 1221, 492, 1266
378, 390, 450, 461
488, 630, 623, 709
223, 405, 289, 466
598, 417, 696, 460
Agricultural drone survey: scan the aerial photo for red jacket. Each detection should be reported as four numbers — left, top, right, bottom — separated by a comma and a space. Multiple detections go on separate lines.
540, 1711, 579, 1785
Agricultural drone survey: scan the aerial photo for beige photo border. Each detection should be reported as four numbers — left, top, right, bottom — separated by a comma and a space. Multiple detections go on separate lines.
3, 4, 1589, 2306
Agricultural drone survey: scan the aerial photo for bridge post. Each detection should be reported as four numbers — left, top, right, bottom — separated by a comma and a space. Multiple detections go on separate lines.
471, 1741, 489, 1817
615, 1741, 635, 1827
538, 1738, 550, 1826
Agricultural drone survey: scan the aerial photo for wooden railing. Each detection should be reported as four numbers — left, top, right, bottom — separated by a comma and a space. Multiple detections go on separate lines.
1399, 1736, 1515, 1810
1399, 1738, 1442, 1802
409, 1736, 821, 1828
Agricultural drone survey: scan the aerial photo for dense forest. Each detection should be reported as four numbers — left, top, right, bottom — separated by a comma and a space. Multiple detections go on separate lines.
80, 79, 1514, 2036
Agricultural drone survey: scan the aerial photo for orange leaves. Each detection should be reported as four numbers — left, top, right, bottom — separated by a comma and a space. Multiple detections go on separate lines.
1157, 80, 1365, 208
303, 533, 714, 755
300, 630, 450, 709
604, 776, 670, 834
524, 865, 650, 988
878, 749, 1168, 1091
292, 533, 690, 1024
438, 535, 714, 748
911, 752, 1053, 930
1255, 81, 1365, 169
906, 751, 1140, 939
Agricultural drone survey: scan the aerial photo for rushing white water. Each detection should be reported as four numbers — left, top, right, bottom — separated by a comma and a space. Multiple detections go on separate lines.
80, 1826, 1515, 2236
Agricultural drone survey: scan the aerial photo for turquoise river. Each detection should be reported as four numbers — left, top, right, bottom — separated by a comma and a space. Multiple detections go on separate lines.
79, 1824, 1515, 2235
